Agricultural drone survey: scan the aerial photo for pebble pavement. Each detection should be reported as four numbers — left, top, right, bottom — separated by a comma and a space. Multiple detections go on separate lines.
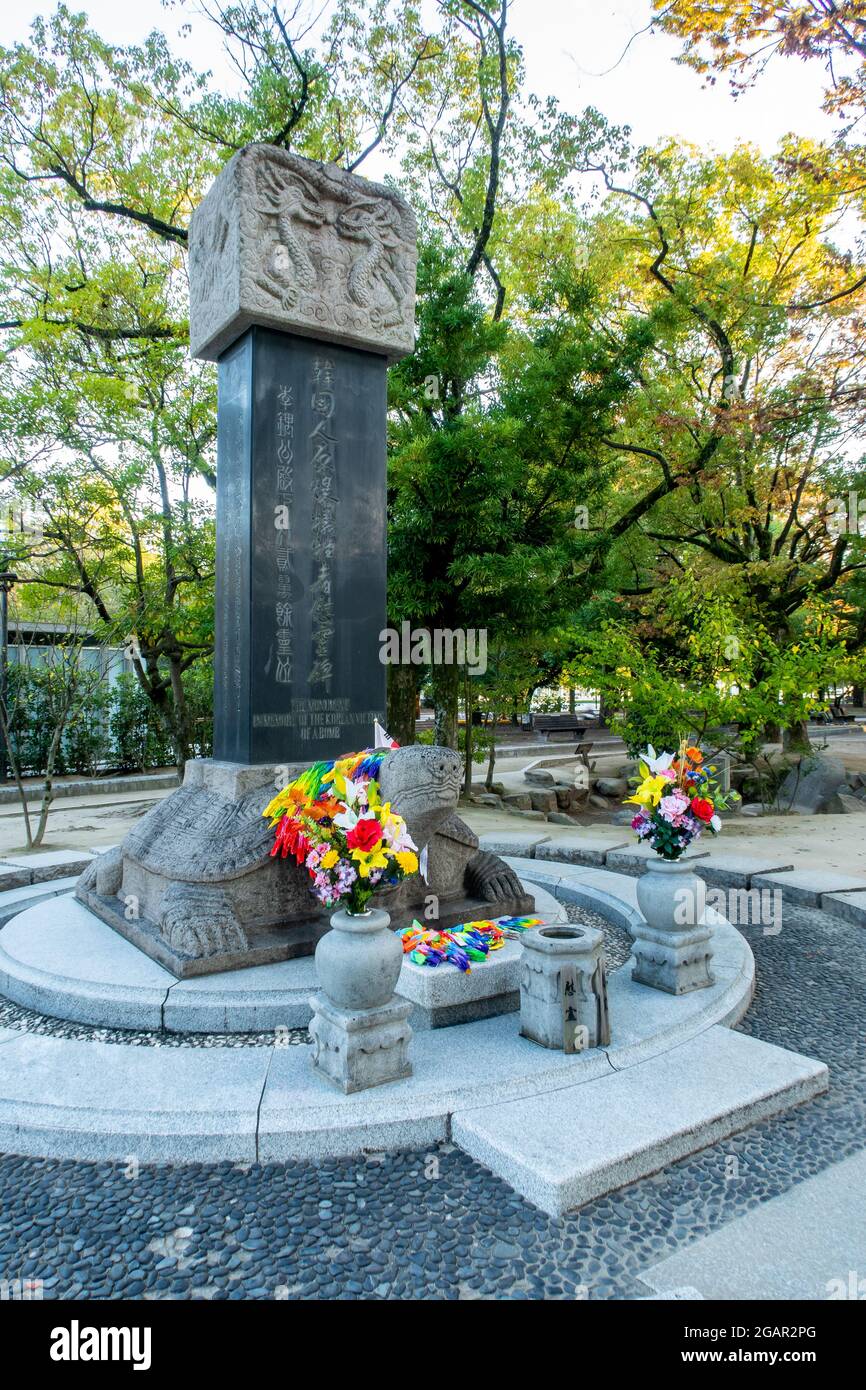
0, 902, 860, 1300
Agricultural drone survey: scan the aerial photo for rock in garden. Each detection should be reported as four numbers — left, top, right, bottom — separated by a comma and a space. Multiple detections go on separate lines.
829, 792, 866, 815
524, 769, 555, 785
528, 790, 557, 813
593, 776, 628, 798
778, 754, 847, 814
503, 793, 532, 810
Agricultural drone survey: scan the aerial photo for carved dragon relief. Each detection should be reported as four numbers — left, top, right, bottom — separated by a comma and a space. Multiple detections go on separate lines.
254, 164, 324, 311
247, 154, 414, 342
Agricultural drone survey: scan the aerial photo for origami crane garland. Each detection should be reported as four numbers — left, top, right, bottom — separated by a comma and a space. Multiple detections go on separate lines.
397, 915, 543, 972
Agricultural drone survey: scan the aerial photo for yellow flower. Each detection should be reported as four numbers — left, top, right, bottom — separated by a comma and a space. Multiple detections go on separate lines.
625, 774, 670, 808
321, 849, 339, 869
395, 850, 418, 875
351, 848, 390, 878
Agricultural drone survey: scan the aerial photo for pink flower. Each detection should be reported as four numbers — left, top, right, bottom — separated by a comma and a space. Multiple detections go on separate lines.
659, 792, 689, 823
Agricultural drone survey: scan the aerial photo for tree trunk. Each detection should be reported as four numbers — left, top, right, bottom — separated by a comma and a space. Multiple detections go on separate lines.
783, 719, 812, 754
33, 698, 69, 846
169, 656, 191, 774
852, 684, 864, 709
431, 663, 460, 749
568, 684, 575, 714
387, 662, 418, 747
0, 704, 33, 847
485, 709, 498, 791
463, 672, 474, 795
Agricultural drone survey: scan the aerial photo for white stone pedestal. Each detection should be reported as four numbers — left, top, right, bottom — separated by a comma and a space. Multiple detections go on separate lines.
631, 922, 715, 995
308, 992, 413, 1093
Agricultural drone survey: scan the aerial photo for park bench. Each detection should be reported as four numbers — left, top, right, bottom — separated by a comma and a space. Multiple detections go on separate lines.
830, 704, 856, 725
813, 706, 856, 726
532, 715, 588, 742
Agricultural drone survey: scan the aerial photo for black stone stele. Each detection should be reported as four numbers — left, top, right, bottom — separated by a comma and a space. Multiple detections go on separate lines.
213, 325, 388, 764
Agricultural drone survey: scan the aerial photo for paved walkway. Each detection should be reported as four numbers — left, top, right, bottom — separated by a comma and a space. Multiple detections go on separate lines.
0, 894, 861, 1300
465, 805, 866, 877
641, 1150, 866, 1300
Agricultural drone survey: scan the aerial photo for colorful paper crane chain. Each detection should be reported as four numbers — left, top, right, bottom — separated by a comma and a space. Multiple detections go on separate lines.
397, 915, 543, 972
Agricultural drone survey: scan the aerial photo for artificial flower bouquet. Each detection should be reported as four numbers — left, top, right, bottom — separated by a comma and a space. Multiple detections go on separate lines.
625, 741, 733, 860
263, 748, 419, 916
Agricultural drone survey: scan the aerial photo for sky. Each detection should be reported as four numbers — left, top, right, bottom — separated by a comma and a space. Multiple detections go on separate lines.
0, 0, 836, 160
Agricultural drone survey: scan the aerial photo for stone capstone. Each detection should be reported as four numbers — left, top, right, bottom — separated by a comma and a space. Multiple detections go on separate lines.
188, 144, 417, 363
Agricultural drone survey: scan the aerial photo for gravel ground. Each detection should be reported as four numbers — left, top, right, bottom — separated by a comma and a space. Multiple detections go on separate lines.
0, 901, 861, 1300
0, 997, 311, 1048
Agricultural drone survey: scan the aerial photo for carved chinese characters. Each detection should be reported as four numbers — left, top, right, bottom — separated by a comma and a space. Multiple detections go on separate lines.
213, 329, 388, 764
309, 357, 337, 691
274, 383, 295, 686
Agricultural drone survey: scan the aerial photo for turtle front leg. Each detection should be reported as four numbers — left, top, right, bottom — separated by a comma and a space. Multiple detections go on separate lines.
158, 884, 248, 959
465, 850, 525, 903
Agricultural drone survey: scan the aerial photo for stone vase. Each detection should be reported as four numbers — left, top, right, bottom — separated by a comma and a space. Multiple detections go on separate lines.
314, 907, 403, 1011
310, 906, 413, 1093
635, 856, 703, 934
633, 855, 714, 996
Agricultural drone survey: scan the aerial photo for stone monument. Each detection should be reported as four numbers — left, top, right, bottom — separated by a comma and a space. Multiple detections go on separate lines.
76, 144, 533, 976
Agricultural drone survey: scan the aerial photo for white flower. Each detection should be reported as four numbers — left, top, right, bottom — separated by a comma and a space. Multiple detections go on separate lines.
643, 745, 675, 775
710, 814, 722, 832
381, 812, 417, 854
333, 805, 380, 833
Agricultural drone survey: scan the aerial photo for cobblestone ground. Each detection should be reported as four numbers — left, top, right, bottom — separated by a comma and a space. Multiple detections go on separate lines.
0, 902, 862, 1300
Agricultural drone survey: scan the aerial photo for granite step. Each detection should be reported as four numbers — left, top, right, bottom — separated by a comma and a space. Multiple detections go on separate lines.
452, 1027, 828, 1216
0, 850, 93, 893
0, 876, 81, 927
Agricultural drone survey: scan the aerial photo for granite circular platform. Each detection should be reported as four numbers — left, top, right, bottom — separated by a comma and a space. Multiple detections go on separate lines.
0, 882, 568, 1034
0, 861, 776, 1180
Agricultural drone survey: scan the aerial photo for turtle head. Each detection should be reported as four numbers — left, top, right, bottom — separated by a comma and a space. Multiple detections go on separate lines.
377, 744, 461, 848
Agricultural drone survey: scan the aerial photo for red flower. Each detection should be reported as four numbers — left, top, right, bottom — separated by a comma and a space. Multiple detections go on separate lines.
690, 797, 714, 823
346, 817, 383, 853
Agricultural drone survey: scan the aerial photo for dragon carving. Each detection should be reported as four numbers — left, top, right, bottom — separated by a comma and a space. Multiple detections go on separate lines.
255, 165, 324, 310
